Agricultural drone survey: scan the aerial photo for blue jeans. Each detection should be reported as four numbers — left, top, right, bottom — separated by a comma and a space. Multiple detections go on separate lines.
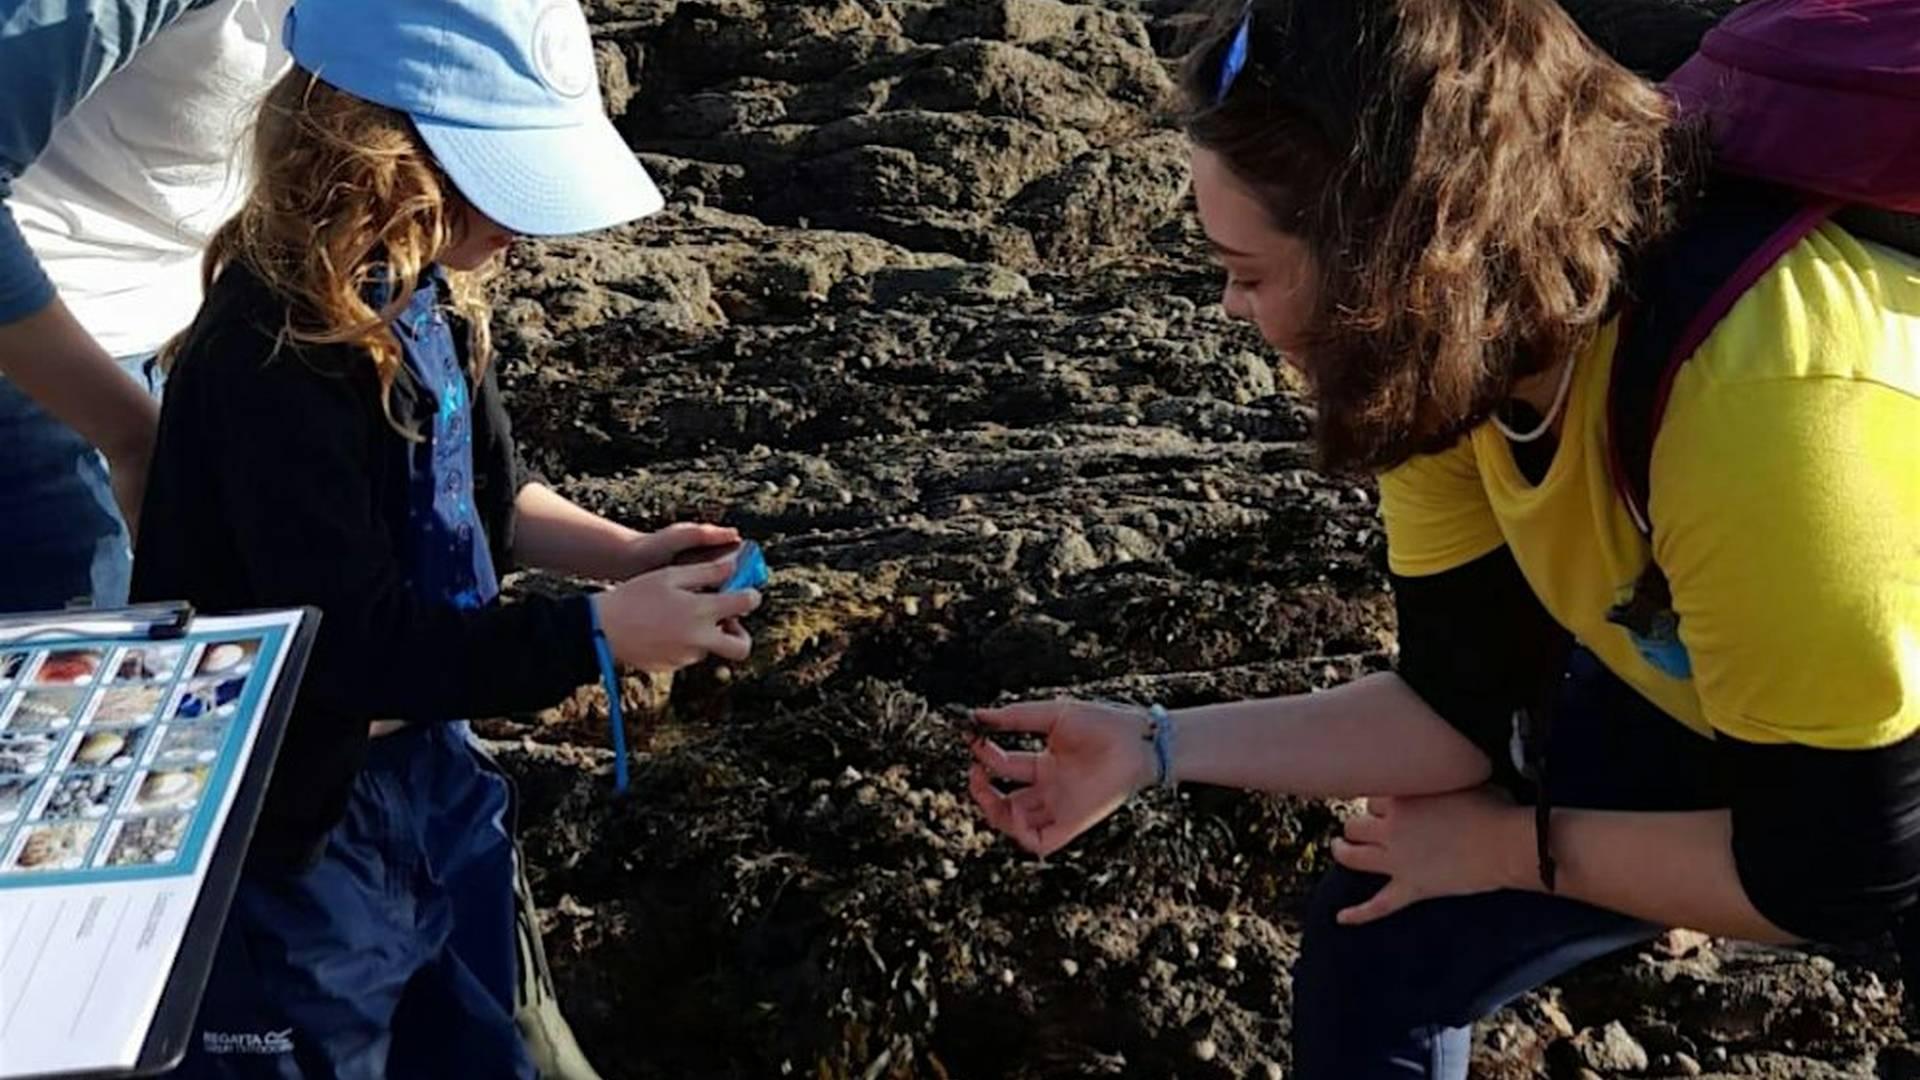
170, 724, 533, 1080
1291, 649, 1727, 1078
0, 356, 160, 613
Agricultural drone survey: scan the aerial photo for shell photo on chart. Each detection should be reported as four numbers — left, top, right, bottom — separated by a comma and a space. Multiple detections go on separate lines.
194, 640, 260, 679
89, 685, 167, 727
132, 767, 207, 814
0, 733, 57, 777
70, 726, 149, 770
152, 722, 226, 767
6, 688, 87, 733
113, 645, 185, 684
40, 772, 126, 820
7, 820, 100, 873
0, 776, 37, 823
104, 813, 190, 868
32, 649, 103, 686
170, 677, 245, 722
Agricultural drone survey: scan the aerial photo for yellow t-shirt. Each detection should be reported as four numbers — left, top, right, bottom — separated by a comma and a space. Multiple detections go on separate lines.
1378, 224, 1920, 749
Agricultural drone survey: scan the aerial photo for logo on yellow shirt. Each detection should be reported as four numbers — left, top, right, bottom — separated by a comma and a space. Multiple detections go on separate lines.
1607, 565, 1693, 680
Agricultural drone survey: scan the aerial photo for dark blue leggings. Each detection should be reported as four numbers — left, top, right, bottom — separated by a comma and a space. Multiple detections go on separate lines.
1291, 649, 1725, 1078
169, 724, 532, 1080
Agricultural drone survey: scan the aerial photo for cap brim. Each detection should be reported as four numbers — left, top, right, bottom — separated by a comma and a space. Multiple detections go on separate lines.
415, 114, 664, 237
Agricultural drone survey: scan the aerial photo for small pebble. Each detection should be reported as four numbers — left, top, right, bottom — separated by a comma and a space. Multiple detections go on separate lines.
1190, 1038, 1217, 1063
1261, 1062, 1283, 1080
1184, 941, 1201, 961
1673, 1052, 1703, 1076
1059, 959, 1079, 978
1215, 953, 1238, 972
937, 858, 958, 880
901, 597, 921, 617
999, 968, 1016, 988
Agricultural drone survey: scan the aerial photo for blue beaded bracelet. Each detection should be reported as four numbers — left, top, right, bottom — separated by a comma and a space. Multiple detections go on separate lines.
1146, 704, 1176, 791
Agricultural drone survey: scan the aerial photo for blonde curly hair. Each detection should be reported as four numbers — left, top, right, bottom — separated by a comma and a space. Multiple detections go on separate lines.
167, 67, 496, 431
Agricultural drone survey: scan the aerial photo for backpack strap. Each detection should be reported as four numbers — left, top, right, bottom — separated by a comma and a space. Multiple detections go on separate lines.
1607, 177, 1836, 536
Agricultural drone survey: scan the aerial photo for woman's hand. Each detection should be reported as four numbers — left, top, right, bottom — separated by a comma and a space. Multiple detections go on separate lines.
624, 522, 741, 576
592, 557, 760, 672
968, 699, 1158, 857
1329, 787, 1531, 925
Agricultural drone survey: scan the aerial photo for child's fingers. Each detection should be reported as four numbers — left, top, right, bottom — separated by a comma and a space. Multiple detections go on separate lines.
708, 588, 763, 620
668, 522, 739, 547
672, 555, 738, 590
706, 622, 753, 663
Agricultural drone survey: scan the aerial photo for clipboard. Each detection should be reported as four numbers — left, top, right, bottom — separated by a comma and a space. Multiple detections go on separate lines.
0, 605, 319, 1080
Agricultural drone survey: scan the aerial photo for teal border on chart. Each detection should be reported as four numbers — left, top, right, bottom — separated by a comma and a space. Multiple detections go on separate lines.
0, 622, 290, 890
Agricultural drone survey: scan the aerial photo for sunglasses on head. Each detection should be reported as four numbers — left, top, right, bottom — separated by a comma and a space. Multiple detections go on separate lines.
1213, 6, 1253, 104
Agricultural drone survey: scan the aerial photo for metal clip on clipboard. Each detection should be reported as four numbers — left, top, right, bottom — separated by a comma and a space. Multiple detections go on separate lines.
0, 603, 196, 646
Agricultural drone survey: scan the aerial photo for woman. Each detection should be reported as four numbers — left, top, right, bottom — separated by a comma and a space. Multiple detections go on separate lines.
966, 0, 1920, 1074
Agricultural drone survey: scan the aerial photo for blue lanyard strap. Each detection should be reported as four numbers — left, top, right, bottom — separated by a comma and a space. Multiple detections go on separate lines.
585, 597, 630, 794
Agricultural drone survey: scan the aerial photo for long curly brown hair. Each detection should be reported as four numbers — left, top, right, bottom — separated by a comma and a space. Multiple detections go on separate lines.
164, 67, 494, 431
1181, 0, 1706, 472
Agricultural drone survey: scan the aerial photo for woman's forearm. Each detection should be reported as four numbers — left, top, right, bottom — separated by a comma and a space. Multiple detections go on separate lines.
1506, 806, 1793, 942
0, 297, 156, 462
1170, 672, 1493, 797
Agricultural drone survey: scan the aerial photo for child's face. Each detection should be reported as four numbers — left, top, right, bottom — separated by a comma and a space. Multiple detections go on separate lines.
440, 201, 517, 271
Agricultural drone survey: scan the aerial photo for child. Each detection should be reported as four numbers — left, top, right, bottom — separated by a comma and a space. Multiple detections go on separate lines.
129, 0, 762, 1075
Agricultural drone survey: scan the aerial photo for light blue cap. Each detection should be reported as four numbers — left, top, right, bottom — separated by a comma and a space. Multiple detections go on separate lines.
283, 0, 663, 237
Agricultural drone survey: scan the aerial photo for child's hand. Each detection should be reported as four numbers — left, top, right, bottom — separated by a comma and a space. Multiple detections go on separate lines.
625, 522, 741, 575
593, 559, 761, 672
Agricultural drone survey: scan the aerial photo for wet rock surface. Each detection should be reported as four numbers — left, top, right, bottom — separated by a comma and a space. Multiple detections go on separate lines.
481, 2, 1911, 1076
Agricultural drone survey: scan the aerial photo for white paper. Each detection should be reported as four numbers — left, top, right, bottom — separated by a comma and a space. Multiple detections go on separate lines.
0, 610, 304, 1078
